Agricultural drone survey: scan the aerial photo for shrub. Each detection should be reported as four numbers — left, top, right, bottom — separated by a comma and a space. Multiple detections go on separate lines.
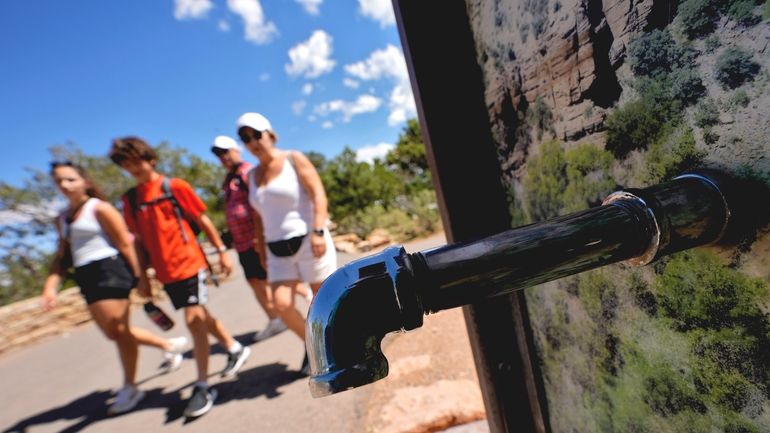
523, 140, 567, 221
704, 35, 721, 53
336, 190, 441, 241
728, 0, 761, 25
635, 77, 685, 121
678, 0, 721, 38
605, 99, 663, 157
693, 98, 720, 128
562, 144, 615, 212
702, 125, 719, 144
643, 365, 706, 416
527, 96, 555, 140
628, 30, 695, 77
645, 126, 705, 183
670, 67, 706, 105
728, 89, 751, 108
715, 47, 761, 89
724, 414, 760, 433
692, 358, 754, 411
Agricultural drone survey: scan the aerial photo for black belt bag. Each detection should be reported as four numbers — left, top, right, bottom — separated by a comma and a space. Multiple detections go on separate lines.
267, 235, 306, 257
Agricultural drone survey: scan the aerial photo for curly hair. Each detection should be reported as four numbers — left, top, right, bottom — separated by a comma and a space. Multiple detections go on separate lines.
108, 136, 158, 166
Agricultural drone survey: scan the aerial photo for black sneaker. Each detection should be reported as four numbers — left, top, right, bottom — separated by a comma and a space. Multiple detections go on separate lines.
299, 352, 311, 377
183, 385, 217, 418
221, 346, 251, 378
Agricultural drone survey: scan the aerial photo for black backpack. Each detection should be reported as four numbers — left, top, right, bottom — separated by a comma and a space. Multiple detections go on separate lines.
124, 177, 218, 285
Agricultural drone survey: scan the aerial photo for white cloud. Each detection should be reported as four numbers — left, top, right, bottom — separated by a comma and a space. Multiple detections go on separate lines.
292, 100, 307, 115
343, 77, 360, 89
314, 94, 382, 122
218, 19, 231, 31
227, 0, 278, 45
356, 142, 394, 164
285, 30, 336, 78
296, 0, 323, 15
308, 115, 317, 122
345, 45, 407, 81
321, 121, 333, 129
345, 45, 415, 126
302, 83, 314, 95
358, 0, 395, 27
259, 73, 270, 81
174, 0, 214, 20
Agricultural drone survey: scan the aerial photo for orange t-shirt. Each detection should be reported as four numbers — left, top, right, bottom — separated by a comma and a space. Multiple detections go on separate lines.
122, 176, 206, 284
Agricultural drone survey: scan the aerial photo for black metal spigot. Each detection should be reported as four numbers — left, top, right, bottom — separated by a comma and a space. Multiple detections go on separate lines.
306, 172, 734, 397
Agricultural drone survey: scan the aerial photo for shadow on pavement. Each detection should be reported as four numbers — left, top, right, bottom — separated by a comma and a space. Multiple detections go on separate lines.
2, 386, 185, 433
214, 362, 302, 402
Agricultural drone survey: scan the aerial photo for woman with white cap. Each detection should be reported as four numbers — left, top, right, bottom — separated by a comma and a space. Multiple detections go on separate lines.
211, 135, 311, 343
236, 112, 337, 376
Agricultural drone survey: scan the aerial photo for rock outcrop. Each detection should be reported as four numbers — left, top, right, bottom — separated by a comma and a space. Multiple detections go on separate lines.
466, 0, 667, 180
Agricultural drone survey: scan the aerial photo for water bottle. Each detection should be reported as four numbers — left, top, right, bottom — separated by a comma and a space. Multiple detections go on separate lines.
143, 301, 175, 331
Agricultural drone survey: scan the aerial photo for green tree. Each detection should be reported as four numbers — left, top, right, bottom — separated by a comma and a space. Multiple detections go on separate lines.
322, 147, 401, 224
385, 118, 431, 193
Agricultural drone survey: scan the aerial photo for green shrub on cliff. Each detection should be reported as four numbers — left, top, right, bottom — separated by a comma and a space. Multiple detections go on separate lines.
678, 0, 721, 38
715, 47, 761, 89
605, 100, 662, 157
523, 141, 615, 220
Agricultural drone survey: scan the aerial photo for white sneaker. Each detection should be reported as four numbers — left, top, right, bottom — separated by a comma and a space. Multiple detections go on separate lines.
108, 385, 145, 415
253, 318, 288, 342
161, 336, 188, 373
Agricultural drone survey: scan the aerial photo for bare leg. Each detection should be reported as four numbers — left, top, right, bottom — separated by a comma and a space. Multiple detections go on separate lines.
246, 277, 277, 320
296, 283, 311, 299
184, 305, 210, 382
89, 299, 138, 386
203, 307, 236, 350
272, 281, 306, 340
131, 327, 172, 351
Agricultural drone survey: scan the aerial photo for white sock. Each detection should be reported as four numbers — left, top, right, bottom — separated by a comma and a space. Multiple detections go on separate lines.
228, 341, 243, 354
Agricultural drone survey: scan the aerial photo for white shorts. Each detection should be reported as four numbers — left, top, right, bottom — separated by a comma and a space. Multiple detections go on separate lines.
266, 231, 337, 284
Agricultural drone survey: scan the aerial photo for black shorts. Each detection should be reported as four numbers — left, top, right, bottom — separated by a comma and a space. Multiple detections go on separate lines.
73, 255, 135, 305
238, 249, 267, 280
164, 268, 209, 310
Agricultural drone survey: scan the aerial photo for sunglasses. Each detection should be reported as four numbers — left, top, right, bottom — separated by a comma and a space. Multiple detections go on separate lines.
211, 147, 229, 157
238, 130, 262, 144
50, 160, 75, 169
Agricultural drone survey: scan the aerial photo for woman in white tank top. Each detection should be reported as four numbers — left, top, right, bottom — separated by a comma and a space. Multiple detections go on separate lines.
41, 162, 188, 415
238, 111, 337, 376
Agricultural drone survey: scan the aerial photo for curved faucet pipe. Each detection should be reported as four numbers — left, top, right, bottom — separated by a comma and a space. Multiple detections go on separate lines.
306, 171, 733, 397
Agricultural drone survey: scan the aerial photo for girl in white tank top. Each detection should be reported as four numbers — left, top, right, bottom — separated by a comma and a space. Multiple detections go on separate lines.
61, 197, 120, 267
41, 162, 187, 415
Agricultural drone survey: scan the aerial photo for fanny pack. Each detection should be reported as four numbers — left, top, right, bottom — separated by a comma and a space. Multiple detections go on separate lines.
267, 235, 306, 257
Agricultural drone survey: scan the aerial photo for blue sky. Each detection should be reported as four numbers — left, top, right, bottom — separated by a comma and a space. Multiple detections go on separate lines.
0, 0, 415, 187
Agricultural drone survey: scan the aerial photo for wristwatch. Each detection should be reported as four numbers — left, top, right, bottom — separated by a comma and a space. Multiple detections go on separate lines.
312, 228, 325, 237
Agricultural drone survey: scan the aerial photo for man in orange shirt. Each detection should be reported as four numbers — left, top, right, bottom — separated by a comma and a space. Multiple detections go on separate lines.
109, 137, 250, 419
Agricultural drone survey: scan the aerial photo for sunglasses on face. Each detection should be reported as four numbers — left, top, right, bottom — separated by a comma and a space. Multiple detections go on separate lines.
50, 160, 75, 169
211, 147, 229, 157
238, 130, 262, 144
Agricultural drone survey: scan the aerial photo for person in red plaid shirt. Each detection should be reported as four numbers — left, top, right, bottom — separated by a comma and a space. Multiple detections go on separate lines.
212, 136, 311, 342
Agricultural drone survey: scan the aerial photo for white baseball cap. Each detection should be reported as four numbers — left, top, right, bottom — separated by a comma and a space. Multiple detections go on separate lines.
236, 112, 272, 132
211, 135, 242, 152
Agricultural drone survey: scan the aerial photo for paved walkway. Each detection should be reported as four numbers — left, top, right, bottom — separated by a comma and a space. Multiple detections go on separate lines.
0, 232, 486, 433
